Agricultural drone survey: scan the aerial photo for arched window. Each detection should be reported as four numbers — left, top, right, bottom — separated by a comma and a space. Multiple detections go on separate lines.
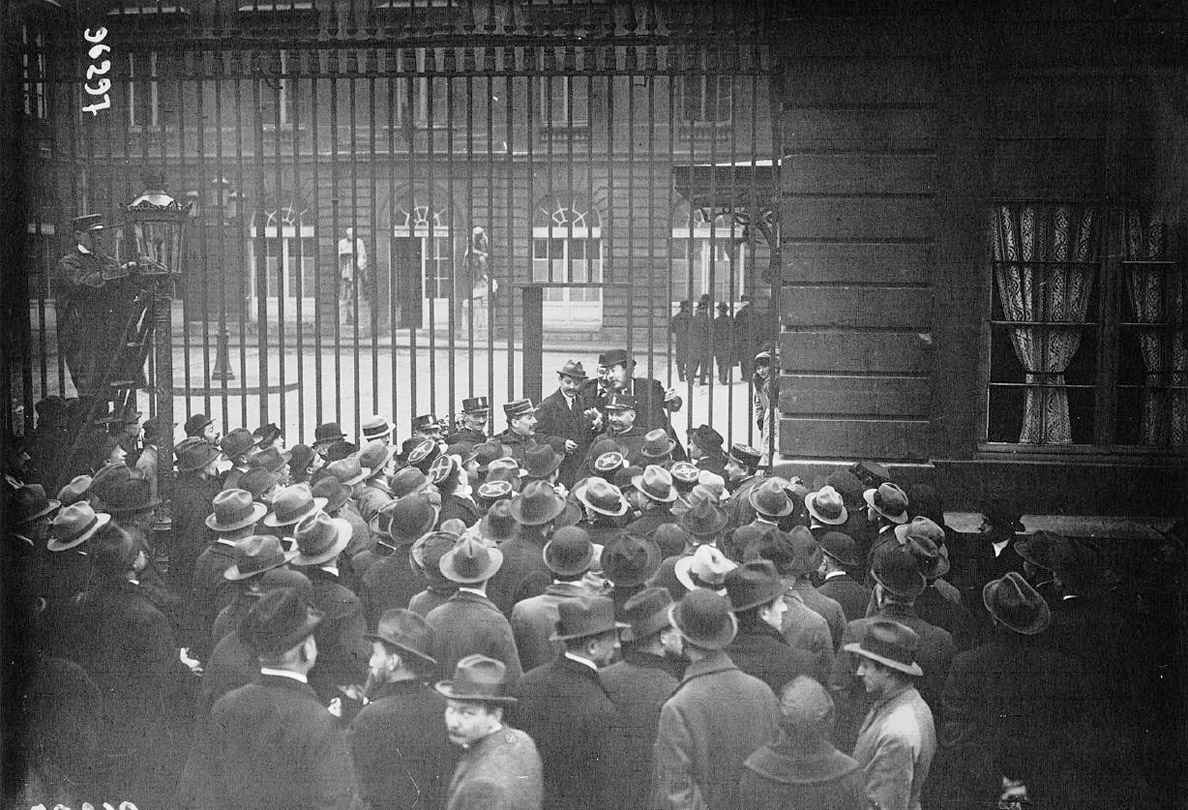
671, 201, 746, 306
247, 200, 315, 321
389, 196, 455, 329
532, 194, 603, 327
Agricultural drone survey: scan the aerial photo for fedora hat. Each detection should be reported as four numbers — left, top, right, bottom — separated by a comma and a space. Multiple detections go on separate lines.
439, 536, 504, 584
602, 532, 662, 587
11, 484, 60, 526
461, 396, 490, 414
674, 544, 737, 594
728, 443, 761, 468
250, 446, 292, 474
90, 462, 134, 502
472, 441, 503, 472
602, 393, 636, 412
314, 421, 347, 445
239, 467, 281, 502
818, 530, 860, 568
669, 461, 700, 487
239, 587, 323, 656
243, 567, 313, 601
680, 497, 728, 539
805, 486, 848, 526
386, 492, 439, 546
411, 530, 461, 586
593, 451, 627, 475
177, 440, 220, 473
632, 465, 677, 504
326, 456, 370, 487
1014, 530, 1068, 572
557, 360, 587, 379
101, 476, 160, 515
206, 488, 268, 532
479, 499, 521, 544
550, 595, 628, 642
223, 534, 297, 581
640, 429, 677, 459
47, 502, 111, 552
220, 428, 256, 459
781, 526, 823, 577
826, 470, 866, 508
326, 440, 358, 462
57, 475, 93, 507
894, 516, 949, 579
863, 482, 909, 524
264, 485, 328, 528
690, 424, 723, 451
359, 440, 396, 475
365, 608, 438, 668
502, 399, 536, 419
390, 466, 431, 498
651, 523, 691, 558
725, 559, 787, 613
252, 423, 282, 447
750, 478, 794, 518
843, 619, 923, 677
407, 439, 441, 473
290, 512, 352, 567
522, 444, 564, 479
573, 477, 628, 517
983, 571, 1051, 635
696, 471, 727, 501
619, 587, 673, 643
289, 444, 315, 474
310, 476, 350, 513
434, 654, 517, 705
509, 480, 567, 526
669, 589, 737, 650
870, 543, 926, 599
543, 526, 595, 577
360, 414, 393, 441
486, 457, 523, 483
183, 413, 213, 436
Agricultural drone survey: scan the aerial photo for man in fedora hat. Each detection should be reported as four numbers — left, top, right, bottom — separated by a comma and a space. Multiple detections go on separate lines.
312, 421, 347, 462
290, 512, 370, 701
846, 620, 936, 810
210, 539, 302, 649
572, 476, 631, 546
37, 502, 108, 656
725, 559, 828, 691
806, 485, 849, 539
426, 537, 523, 682
773, 527, 846, 649
219, 428, 257, 490
897, 517, 971, 645
739, 675, 865, 809
446, 396, 491, 447
816, 530, 872, 622
408, 529, 462, 617
509, 527, 599, 671
625, 464, 681, 535
635, 427, 678, 468
348, 608, 456, 810
670, 299, 694, 381
862, 482, 911, 562
511, 595, 628, 810
484, 480, 568, 615
181, 587, 359, 810
436, 654, 543, 810
359, 492, 439, 627
652, 589, 779, 810
955, 494, 1025, 597
535, 361, 600, 489
172, 440, 223, 594
355, 440, 397, 524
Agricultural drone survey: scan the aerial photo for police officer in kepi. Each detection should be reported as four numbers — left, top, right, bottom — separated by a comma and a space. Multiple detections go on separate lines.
55, 214, 144, 398
446, 397, 491, 446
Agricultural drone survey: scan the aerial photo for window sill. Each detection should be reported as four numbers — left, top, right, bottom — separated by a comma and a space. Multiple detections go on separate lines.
976, 441, 1187, 462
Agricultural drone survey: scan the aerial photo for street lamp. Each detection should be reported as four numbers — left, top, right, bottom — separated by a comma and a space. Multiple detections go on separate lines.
208, 177, 240, 380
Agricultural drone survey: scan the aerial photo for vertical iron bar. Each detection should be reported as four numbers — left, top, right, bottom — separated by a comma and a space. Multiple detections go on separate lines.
706, 45, 719, 429
368, 49, 380, 418
426, 45, 438, 419
311, 51, 325, 431
195, 49, 212, 419
235, 56, 249, 427
274, 48, 286, 437
253, 59, 269, 425
446, 46, 457, 431
349, 48, 361, 436
747, 40, 760, 447
387, 46, 398, 424
330, 56, 342, 429
466, 50, 475, 394
485, 44, 495, 423
510, 47, 525, 402
766, 34, 780, 467
725, 44, 739, 446
605, 43, 618, 354
406, 47, 418, 429
292, 52, 306, 438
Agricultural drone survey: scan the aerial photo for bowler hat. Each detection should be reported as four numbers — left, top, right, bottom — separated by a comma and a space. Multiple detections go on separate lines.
184, 413, 213, 436
250, 446, 292, 474
407, 439, 441, 472
11, 484, 60, 526
391, 466, 431, 498
805, 486, 848, 526
360, 414, 392, 441
386, 493, 439, 546
509, 480, 567, 526
680, 497, 728, 539
206, 488, 268, 532
550, 595, 628, 641
522, 444, 564, 479
479, 499, 521, 544
669, 589, 737, 650
359, 440, 396, 475
502, 399, 536, 419
601, 349, 631, 368
462, 396, 490, 413
1014, 530, 1067, 572
365, 608, 438, 668
104, 476, 160, 515
843, 619, 923, 677
223, 534, 297, 581
640, 429, 677, 459
870, 543, 926, 599
818, 531, 860, 568
573, 477, 628, 517
619, 587, 673, 643
602, 393, 636, 412
57, 475, 92, 507
632, 465, 678, 504
327, 456, 370, 487
439, 536, 504, 584
674, 544, 737, 593
239, 587, 323, 656
434, 654, 517, 705
894, 517, 949, 579
728, 443, 761, 468
543, 526, 595, 577
983, 571, 1051, 635
750, 478, 794, 518
863, 482, 909, 524
725, 559, 787, 613
220, 428, 256, 459
177, 441, 220, 473
557, 361, 587, 379
72, 213, 105, 232
593, 451, 627, 475
290, 512, 352, 567
601, 532, 662, 587
47, 502, 111, 552
313, 422, 346, 445
310, 477, 350, 513
690, 424, 723, 451
264, 485, 328, 528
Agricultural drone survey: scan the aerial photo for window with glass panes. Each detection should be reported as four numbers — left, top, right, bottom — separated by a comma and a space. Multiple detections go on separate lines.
532, 198, 602, 304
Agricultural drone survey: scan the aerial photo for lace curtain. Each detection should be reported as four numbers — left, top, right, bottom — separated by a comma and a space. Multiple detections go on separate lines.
1123, 209, 1186, 446
990, 205, 1098, 444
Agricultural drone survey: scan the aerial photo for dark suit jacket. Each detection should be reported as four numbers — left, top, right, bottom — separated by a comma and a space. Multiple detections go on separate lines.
408, 585, 456, 617
787, 579, 846, 650
739, 734, 866, 810
623, 377, 685, 457
361, 547, 424, 630
485, 533, 551, 616
727, 621, 828, 693
172, 471, 220, 603
198, 629, 258, 720
1048, 595, 1133, 721
510, 581, 594, 672
817, 573, 872, 623
190, 541, 238, 659
305, 569, 370, 700
347, 679, 456, 810
426, 589, 523, 683
181, 674, 358, 810
511, 655, 625, 810
438, 493, 481, 528
536, 388, 595, 488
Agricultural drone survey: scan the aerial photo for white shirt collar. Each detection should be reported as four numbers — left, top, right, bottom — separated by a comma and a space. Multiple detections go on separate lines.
823, 570, 847, 581
217, 538, 239, 547
564, 652, 599, 672
458, 586, 487, 598
319, 563, 339, 577
77, 244, 92, 255
259, 667, 308, 684
992, 538, 1010, 557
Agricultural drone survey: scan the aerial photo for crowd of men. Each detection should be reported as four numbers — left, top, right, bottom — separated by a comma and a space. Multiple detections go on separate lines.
4, 346, 1183, 810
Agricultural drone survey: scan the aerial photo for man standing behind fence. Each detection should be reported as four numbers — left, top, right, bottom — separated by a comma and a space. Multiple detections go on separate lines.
338, 227, 369, 329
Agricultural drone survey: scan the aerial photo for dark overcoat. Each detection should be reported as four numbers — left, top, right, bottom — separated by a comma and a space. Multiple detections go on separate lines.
739, 733, 866, 810
817, 573, 873, 623
438, 493, 481, 528
189, 540, 238, 658
509, 581, 594, 672
426, 589, 523, 682
361, 547, 424, 629
787, 579, 846, 649
171, 471, 220, 601
535, 388, 596, 488
485, 534, 551, 616
408, 585, 456, 617
727, 621, 828, 693
445, 726, 543, 810
305, 568, 370, 700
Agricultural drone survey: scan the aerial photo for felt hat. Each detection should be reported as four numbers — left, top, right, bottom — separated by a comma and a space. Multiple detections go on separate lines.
543, 526, 595, 577
601, 349, 631, 368
1013, 530, 1068, 572
11, 484, 60, 526
640, 429, 677, 459
870, 543, 926, 599
439, 536, 504, 584
983, 571, 1051, 635
250, 446, 292, 474
290, 512, 352, 567
632, 465, 678, 504
601, 532, 662, 587
818, 530, 860, 568
410, 529, 461, 581
669, 589, 737, 650
103, 476, 160, 515
651, 523, 691, 558
89, 462, 134, 503
826, 470, 866, 508
782, 527, 824, 577
805, 486, 848, 526
242, 567, 313, 602
502, 399, 536, 419
326, 456, 370, 487
461, 396, 490, 414
728, 443, 761, 468
550, 595, 628, 641
220, 428, 256, 459
310, 476, 350, 513
359, 440, 396, 475
472, 441, 503, 472
57, 475, 93, 507
696, 471, 727, 502
365, 608, 438, 668
983, 495, 1025, 534
509, 480, 567, 526
206, 488, 268, 532
434, 654, 517, 705
264, 485, 328, 528
593, 451, 627, 475
360, 414, 393, 441
289, 444, 316, 475
390, 466, 431, 498
522, 444, 564, 479
843, 619, 923, 677
674, 544, 737, 594
573, 476, 629, 517
239, 587, 323, 656
557, 361, 587, 379
313, 422, 347, 445
252, 423, 283, 447
863, 482, 910, 524
183, 413, 213, 436
479, 499, 521, 544
325, 440, 358, 463
386, 492, 439, 546
680, 497, 729, 539
690, 424, 724, 451
750, 478, 794, 518
894, 517, 950, 578
71, 213, 105, 232
47, 502, 111, 552
223, 534, 297, 581
851, 461, 892, 489
485, 457, 523, 484
602, 393, 636, 412
239, 468, 281, 502
619, 586, 673, 643
407, 439, 441, 472
725, 559, 787, 613
177, 440, 220, 473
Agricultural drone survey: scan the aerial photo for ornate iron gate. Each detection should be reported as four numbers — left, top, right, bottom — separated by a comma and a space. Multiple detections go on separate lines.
9, 0, 781, 458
